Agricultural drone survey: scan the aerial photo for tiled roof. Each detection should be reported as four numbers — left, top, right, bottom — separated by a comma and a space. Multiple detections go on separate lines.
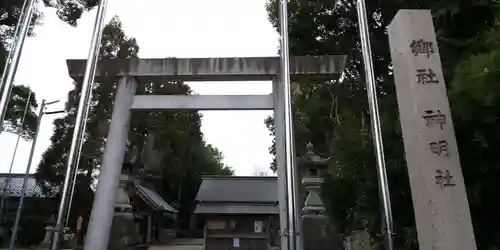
195, 176, 278, 214
195, 176, 278, 203
135, 183, 177, 213
195, 203, 278, 215
0, 174, 56, 198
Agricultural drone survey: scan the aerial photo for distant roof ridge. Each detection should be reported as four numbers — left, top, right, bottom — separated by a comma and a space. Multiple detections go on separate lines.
0, 174, 57, 198
0, 173, 37, 178
196, 175, 278, 204
198, 200, 278, 205
201, 175, 277, 180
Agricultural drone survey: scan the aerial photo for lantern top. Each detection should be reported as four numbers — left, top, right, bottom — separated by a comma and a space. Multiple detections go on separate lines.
298, 143, 331, 168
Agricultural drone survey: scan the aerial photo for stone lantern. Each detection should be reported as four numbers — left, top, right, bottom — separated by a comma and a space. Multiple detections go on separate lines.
39, 215, 57, 248
107, 146, 142, 250
297, 143, 330, 216
297, 143, 341, 250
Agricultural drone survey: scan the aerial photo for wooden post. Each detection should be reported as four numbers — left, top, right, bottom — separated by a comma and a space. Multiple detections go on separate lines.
146, 214, 152, 244
388, 9, 477, 250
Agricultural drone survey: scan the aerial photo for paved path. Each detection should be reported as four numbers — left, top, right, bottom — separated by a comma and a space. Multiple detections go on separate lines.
150, 245, 202, 250
1, 248, 202, 250
149, 238, 204, 250
1, 238, 204, 250
0, 246, 202, 250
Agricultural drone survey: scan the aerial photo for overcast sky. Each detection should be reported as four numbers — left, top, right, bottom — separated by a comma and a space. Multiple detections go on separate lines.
0, 0, 278, 176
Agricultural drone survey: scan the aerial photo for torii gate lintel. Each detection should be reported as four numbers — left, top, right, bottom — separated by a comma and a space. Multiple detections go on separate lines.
67, 55, 347, 82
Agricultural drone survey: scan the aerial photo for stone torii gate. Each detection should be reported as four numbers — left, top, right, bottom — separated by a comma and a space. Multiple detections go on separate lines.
66, 55, 346, 250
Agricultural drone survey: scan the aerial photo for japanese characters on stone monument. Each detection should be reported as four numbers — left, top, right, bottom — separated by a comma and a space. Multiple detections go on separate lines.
388, 9, 477, 250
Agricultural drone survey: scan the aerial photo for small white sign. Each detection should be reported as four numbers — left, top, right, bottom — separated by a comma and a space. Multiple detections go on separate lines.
233, 238, 240, 248
254, 221, 263, 233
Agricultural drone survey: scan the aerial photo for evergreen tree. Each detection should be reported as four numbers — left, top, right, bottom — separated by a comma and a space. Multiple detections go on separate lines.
1, 0, 100, 137
2, 85, 38, 138
266, 0, 500, 248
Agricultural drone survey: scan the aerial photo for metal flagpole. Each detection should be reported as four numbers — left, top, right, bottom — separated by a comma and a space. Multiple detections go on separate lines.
0, 0, 38, 129
0, 89, 32, 220
0, 0, 26, 92
273, 76, 291, 250
50, 0, 109, 248
356, 0, 395, 249
8, 99, 46, 250
64, 141, 84, 226
64, 90, 93, 226
64, 1, 101, 223
65, 1, 100, 226
64, 28, 98, 227
278, 1, 304, 250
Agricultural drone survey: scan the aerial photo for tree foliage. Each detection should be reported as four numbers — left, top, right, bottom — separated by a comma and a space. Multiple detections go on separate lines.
1, 0, 98, 37
36, 16, 232, 229
2, 85, 38, 139
41, 0, 99, 26
1, 0, 100, 138
1, 0, 99, 68
266, 0, 500, 249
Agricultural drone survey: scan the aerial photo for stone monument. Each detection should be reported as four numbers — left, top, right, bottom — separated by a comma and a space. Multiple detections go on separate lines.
388, 9, 477, 250
297, 143, 341, 250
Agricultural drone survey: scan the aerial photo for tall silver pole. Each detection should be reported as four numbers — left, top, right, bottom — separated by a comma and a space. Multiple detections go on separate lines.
65, 6, 101, 224
64, 143, 83, 226
50, 0, 109, 248
278, 1, 304, 250
0, 0, 26, 93
65, 3, 100, 225
65, 90, 93, 226
272, 77, 291, 250
7, 99, 45, 250
0, 89, 32, 220
356, 1, 395, 249
0, 0, 37, 130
